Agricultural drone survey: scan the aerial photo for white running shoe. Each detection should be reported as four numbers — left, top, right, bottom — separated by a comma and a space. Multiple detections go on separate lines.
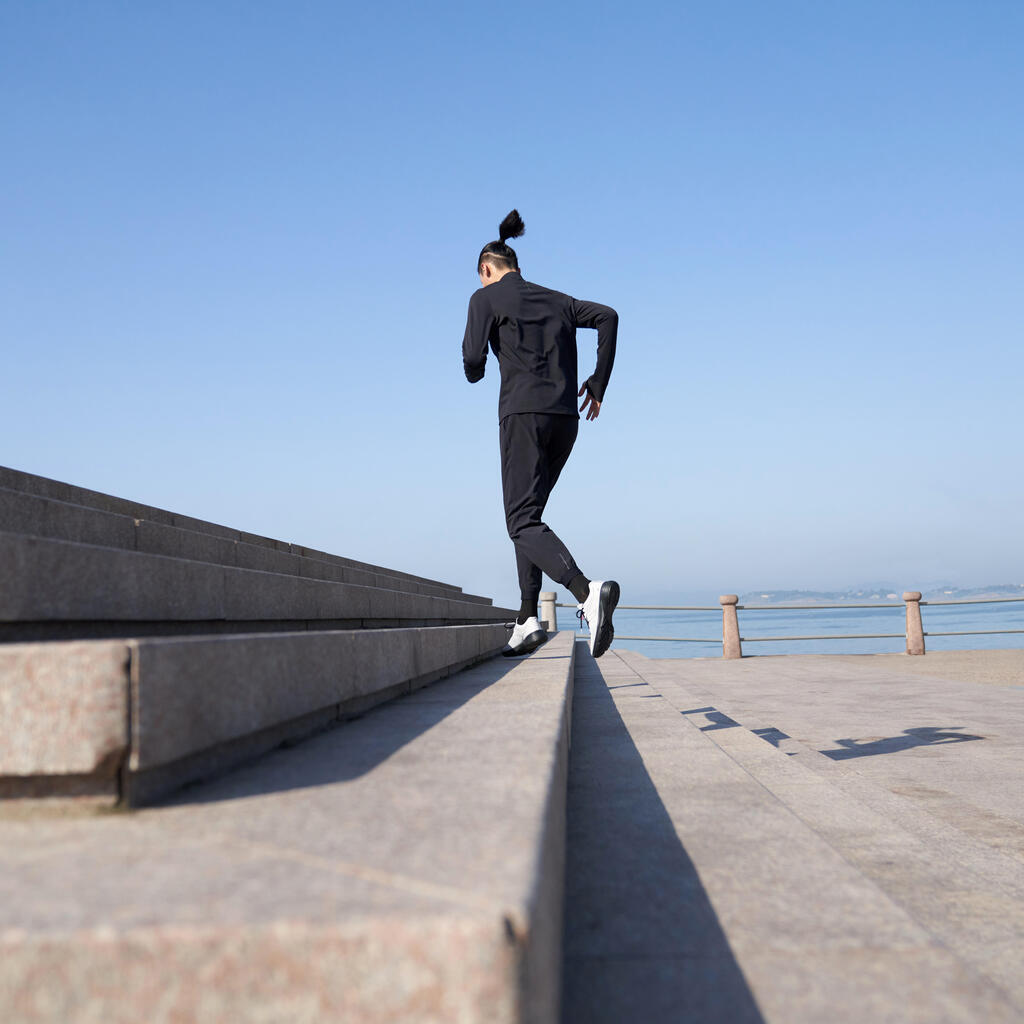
577, 580, 620, 658
502, 616, 549, 658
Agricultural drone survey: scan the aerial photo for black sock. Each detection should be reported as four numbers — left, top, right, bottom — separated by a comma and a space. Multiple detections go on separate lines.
517, 598, 539, 625
567, 573, 591, 603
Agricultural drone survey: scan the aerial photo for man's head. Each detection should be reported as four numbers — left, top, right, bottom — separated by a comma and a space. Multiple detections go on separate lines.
477, 209, 524, 285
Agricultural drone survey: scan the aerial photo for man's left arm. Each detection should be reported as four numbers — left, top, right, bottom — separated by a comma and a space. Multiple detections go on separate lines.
571, 298, 618, 412
462, 290, 495, 383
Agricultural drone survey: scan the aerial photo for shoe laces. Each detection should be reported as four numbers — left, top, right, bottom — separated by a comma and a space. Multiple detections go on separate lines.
576, 606, 587, 631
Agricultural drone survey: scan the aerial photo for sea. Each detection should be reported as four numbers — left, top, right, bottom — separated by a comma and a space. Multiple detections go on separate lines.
583, 602, 1024, 659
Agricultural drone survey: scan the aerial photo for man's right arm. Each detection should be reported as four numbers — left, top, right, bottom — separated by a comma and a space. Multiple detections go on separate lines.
462, 290, 494, 383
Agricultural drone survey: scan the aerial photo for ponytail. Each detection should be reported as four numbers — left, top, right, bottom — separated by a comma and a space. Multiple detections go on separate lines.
478, 209, 525, 273
498, 209, 524, 243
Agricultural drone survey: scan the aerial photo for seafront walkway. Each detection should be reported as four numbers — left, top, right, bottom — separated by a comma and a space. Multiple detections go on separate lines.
565, 646, 1024, 1022
3, 467, 1023, 1021
4, 641, 1022, 1021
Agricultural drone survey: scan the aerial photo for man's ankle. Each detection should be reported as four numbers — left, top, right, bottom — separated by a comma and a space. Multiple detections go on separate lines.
567, 573, 591, 603
517, 599, 539, 625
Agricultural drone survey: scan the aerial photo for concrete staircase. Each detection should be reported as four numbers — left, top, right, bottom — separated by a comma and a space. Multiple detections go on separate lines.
7, 467, 1022, 1022
0, 466, 503, 644
1, 633, 576, 1024
0, 467, 515, 806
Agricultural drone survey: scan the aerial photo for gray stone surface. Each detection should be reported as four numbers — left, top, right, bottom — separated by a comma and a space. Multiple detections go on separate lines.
129, 624, 508, 772
135, 518, 237, 566
0, 532, 227, 622
0, 531, 510, 626
236, 528, 293, 552
0, 632, 575, 1023
0, 487, 137, 550
563, 647, 1024, 1022
169, 511, 239, 541
0, 465, 177, 525
292, 544, 465, 594
0, 464, 467, 594
0, 484, 494, 605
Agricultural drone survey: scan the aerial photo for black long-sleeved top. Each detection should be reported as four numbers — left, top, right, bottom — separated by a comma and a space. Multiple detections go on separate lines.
462, 271, 618, 420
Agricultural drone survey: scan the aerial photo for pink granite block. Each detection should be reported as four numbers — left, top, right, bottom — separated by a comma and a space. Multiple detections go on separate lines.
0, 641, 130, 776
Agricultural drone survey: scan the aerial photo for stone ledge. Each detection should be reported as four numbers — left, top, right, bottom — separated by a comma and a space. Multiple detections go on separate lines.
1, 624, 513, 807
127, 625, 510, 776
0, 486, 492, 605
0, 532, 509, 625
0, 465, 466, 594
0, 632, 575, 1023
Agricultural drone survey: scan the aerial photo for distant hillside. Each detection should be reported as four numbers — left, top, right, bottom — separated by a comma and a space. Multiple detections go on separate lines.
739, 584, 1024, 605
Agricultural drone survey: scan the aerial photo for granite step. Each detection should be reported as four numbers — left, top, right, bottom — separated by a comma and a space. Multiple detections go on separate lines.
563, 648, 1023, 1023
1, 622, 512, 808
0, 465, 467, 595
0, 631, 575, 1023
0, 484, 493, 606
0, 531, 513, 643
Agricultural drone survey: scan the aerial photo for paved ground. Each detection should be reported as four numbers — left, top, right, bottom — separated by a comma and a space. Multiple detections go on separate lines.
563, 647, 1024, 1023
820, 648, 1024, 688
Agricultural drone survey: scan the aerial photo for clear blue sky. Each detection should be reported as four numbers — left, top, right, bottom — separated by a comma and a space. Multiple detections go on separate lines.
2, 1, 1021, 608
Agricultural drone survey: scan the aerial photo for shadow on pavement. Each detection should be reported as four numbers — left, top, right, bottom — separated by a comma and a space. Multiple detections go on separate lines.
562, 650, 764, 1024
820, 726, 985, 760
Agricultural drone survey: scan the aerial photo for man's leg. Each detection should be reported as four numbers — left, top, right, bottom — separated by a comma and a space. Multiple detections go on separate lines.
500, 413, 586, 597
500, 413, 620, 657
511, 413, 579, 620
514, 549, 543, 623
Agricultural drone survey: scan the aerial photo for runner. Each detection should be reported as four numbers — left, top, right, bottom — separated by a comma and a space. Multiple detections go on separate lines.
462, 209, 620, 658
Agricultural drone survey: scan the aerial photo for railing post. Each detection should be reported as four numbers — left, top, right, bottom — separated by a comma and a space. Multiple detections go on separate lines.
540, 592, 557, 632
720, 595, 742, 659
903, 591, 925, 655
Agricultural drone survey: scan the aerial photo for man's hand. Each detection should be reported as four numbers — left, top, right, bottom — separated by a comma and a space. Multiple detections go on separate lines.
578, 384, 601, 421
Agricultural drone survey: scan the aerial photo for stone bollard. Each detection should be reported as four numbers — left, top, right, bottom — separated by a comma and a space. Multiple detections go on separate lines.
720, 595, 742, 659
903, 591, 925, 655
540, 592, 558, 632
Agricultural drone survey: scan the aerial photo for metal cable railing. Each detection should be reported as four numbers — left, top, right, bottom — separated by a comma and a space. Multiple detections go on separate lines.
549, 594, 1024, 656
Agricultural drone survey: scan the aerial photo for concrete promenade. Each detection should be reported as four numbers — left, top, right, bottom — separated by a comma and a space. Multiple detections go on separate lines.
565, 647, 1024, 1022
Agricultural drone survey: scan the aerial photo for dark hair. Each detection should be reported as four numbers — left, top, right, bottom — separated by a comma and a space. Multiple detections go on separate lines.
477, 209, 525, 273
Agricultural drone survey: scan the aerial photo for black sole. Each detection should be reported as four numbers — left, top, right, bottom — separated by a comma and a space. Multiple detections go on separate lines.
501, 629, 549, 658
593, 581, 620, 659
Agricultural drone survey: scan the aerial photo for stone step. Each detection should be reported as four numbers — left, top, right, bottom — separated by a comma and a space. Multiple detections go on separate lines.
563, 648, 1023, 1022
0, 630, 576, 1023
0, 531, 512, 642
0, 465, 466, 595
0, 485, 493, 607
1, 622, 512, 808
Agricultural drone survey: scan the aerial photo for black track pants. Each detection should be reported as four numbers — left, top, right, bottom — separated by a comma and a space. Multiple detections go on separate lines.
499, 412, 583, 603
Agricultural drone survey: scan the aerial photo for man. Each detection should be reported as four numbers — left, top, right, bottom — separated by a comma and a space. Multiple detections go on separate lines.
462, 209, 620, 658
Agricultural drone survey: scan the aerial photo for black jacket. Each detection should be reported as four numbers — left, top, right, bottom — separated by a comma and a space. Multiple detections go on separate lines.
462, 271, 618, 420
